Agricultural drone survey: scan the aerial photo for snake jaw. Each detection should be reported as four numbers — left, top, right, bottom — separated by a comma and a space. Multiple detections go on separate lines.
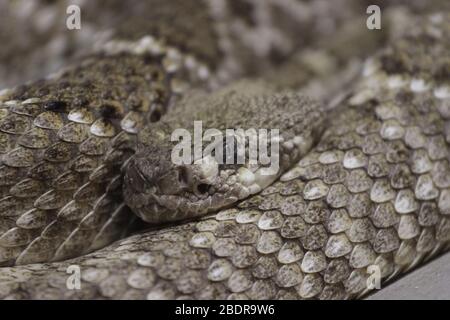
124, 161, 288, 224
124, 130, 322, 224
123, 151, 282, 223
123, 152, 239, 223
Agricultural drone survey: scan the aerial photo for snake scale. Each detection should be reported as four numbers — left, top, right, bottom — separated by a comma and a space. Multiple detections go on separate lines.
0, 0, 449, 299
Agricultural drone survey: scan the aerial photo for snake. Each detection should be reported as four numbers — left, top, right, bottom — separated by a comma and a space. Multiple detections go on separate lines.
0, 0, 449, 300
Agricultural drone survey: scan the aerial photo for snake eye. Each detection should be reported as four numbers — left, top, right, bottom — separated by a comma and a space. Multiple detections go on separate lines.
149, 106, 162, 122
195, 183, 210, 195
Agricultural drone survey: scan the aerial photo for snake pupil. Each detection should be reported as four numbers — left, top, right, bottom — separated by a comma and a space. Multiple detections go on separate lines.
196, 183, 210, 194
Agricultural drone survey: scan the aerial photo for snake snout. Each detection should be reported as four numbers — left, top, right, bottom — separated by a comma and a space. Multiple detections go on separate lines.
123, 89, 326, 225
122, 152, 233, 224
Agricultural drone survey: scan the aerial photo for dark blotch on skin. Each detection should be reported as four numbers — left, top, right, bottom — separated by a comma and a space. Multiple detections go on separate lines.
100, 103, 122, 118
45, 100, 67, 112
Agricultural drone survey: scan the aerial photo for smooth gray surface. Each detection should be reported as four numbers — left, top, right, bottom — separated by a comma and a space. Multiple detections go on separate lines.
368, 252, 450, 300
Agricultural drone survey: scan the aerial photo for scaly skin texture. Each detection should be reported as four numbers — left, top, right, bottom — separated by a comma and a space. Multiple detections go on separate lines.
0, 0, 380, 88
124, 82, 325, 224
0, 52, 197, 266
0, 0, 391, 267
0, 0, 222, 88
0, 10, 449, 299
0, 0, 224, 266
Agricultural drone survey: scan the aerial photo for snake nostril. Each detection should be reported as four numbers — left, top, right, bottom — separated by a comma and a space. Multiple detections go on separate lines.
196, 183, 210, 195
150, 109, 162, 122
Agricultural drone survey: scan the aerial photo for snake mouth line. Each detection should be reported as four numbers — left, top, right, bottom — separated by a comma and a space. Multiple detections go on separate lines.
124, 129, 317, 224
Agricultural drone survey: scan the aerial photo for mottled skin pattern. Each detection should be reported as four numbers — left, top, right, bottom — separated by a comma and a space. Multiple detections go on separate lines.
124, 83, 324, 223
0, 0, 222, 88
0, 0, 303, 266
0, 1, 449, 300
0, 0, 382, 268
0, 52, 193, 266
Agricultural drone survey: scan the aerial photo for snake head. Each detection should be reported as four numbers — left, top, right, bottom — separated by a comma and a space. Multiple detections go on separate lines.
123, 126, 281, 223
123, 82, 325, 224
123, 145, 243, 223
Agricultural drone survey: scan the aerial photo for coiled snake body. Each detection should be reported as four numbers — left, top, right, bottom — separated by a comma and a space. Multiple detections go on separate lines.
0, 0, 449, 299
